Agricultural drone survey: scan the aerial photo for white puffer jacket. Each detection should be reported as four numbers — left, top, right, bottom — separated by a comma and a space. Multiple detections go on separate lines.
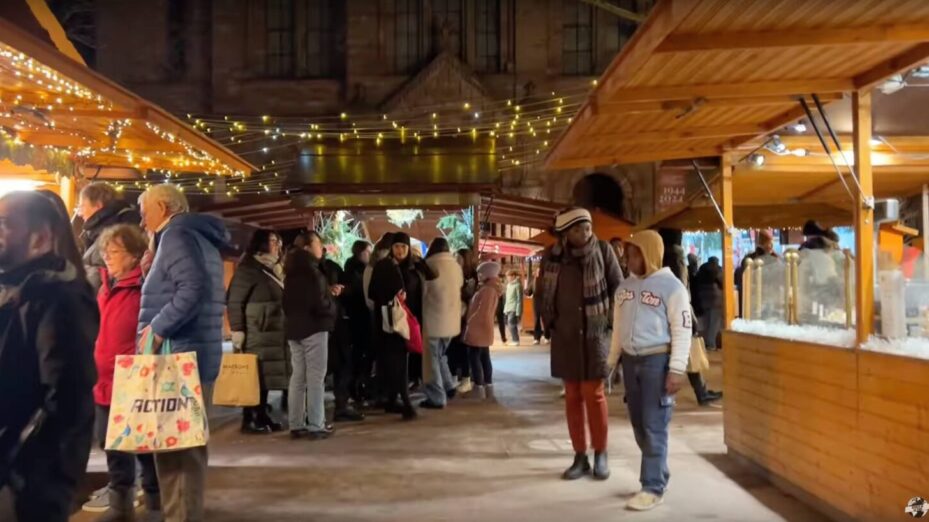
423, 252, 464, 338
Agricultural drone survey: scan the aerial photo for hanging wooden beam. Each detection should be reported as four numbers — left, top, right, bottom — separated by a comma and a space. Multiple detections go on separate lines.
853, 91, 875, 344
854, 42, 929, 91
596, 93, 843, 115
607, 79, 852, 103
552, 146, 724, 170
589, 124, 765, 144
579, 0, 647, 22
656, 24, 929, 53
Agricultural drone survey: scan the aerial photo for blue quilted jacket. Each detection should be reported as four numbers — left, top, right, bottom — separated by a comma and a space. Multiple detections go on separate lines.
139, 213, 230, 383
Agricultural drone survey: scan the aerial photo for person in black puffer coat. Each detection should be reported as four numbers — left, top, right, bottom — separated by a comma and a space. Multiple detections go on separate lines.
0, 191, 98, 522
77, 182, 142, 292
227, 229, 289, 434
368, 232, 434, 420
341, 241, 374, 408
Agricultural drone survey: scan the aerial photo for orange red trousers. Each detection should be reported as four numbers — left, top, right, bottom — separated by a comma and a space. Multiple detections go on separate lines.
564, 380, 608, 453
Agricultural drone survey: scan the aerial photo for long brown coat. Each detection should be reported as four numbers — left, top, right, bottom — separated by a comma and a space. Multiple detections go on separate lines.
539, 240, 622, 381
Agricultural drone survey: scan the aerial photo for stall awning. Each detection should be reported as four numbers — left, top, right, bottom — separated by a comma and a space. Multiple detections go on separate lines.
478, 237, 544, 258
0, 11, 254, 176
545, 0, 929, 170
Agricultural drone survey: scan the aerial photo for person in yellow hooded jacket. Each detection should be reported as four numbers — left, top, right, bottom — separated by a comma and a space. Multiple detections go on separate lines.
608, 230, 691, 512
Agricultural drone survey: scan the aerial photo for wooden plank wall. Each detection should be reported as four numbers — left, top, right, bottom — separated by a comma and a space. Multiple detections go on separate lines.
723, 331, 929, 522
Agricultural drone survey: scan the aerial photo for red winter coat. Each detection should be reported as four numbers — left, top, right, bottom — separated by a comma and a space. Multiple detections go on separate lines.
94, 266, 143, 406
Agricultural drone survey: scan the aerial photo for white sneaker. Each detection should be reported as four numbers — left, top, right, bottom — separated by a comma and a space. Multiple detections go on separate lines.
474, 385, 487, 400
507, 341, 519, 347
626, 491, 664, 511
532, 339, 541, 345
457, 378, 473, 394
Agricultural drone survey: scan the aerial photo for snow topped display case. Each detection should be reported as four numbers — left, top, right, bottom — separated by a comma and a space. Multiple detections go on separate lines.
737, 248, 855, 347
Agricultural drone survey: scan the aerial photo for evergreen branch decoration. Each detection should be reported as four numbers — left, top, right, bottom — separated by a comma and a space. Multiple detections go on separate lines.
437, 207, 474, 251
315, 210, 364, 267
386, 209, 423, 228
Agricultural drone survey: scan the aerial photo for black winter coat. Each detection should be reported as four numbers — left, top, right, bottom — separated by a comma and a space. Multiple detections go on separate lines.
283, 251, 336, 340
226, 256, 291, 390
342, 256, 369, 323
0, 254, 98, 521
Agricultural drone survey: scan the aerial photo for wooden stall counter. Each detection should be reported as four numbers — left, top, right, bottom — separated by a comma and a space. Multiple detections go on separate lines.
723, 331, 929, 522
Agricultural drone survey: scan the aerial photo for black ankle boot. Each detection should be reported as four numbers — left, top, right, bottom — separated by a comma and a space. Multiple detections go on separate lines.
561, 453, 591, 480
257, 406, 284, 432
593, 451, 610, 480
241, 409, 271, 434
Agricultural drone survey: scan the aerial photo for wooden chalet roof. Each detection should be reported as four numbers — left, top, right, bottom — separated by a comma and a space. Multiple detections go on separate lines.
0, 10, 254, 175
545, 0, 929, 170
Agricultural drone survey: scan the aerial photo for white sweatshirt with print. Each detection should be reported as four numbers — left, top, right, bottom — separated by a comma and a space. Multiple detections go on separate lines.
608, 267, 692, 375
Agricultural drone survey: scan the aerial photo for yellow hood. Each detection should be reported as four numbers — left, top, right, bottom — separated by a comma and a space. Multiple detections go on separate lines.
626, 230, 664, 277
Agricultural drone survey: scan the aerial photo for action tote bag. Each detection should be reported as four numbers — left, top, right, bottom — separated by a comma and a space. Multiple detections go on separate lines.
105, 338, 209, 454
212, 353, 260, 407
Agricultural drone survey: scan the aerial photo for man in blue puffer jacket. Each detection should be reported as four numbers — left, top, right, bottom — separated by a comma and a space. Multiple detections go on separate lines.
136, 183, 230, 522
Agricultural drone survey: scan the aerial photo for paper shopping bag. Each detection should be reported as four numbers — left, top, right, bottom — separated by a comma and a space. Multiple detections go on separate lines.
212, 353, 260, 407
687, 336, 710, 374
105, 342, 208, 454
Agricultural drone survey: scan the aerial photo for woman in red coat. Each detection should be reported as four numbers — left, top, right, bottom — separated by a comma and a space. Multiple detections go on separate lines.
92, 224, 160, 521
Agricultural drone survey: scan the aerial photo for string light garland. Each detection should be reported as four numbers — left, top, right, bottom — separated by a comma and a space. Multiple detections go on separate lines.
187, 86, 589, 173
0, 40, 248, 182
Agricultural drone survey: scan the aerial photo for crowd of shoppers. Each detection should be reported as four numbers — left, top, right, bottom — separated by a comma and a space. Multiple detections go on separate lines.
0, 182, 734, 520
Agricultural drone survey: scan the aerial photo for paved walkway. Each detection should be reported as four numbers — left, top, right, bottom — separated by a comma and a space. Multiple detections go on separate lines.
73, 346, 828, 521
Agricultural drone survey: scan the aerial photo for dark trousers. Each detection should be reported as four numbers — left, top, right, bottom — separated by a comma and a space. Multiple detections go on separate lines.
496, 309, 507, 342
332, 321, 355, 411
381, 339, 413, 411
448, 335, 470, 379
243, 388, 269, 423
95, 405, 159, 496
533, 307, 550, 341
349, 313, 374, 401
468, 346, 493, 386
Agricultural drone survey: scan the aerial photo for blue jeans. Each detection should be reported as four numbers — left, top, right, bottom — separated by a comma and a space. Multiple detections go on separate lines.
505, 312, 520, 343
288, 332, 329, 431
622, 352, 674, 495
424, 337, 455, 406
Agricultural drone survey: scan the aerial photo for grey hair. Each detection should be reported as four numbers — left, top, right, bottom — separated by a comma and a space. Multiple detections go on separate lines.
139, 184, 189, 215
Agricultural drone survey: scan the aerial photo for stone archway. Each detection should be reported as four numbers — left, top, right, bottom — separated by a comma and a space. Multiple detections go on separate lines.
573, 173, 625, 217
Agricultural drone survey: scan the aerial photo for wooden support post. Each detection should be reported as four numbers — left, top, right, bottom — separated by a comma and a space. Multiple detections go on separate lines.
721, 154, 736, 327
853, 91, 875, 344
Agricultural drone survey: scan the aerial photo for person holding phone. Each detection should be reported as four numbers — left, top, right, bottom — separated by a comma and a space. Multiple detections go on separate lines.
283, 231, 341, 440
608, 230, 691, 512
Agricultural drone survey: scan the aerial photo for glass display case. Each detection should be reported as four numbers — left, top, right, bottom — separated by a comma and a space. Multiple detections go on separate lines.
741, 248, 855, 330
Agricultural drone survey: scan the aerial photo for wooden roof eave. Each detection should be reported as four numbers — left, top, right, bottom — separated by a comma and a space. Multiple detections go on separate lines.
0, 16, 255, 175
545, 0, 929, 171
